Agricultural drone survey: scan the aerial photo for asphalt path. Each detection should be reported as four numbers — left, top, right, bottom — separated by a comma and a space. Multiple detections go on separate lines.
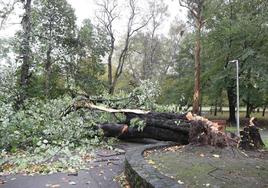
0, 140, 152, 188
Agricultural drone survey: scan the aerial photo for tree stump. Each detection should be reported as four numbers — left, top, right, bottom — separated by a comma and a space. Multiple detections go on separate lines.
239, 117, 265, 150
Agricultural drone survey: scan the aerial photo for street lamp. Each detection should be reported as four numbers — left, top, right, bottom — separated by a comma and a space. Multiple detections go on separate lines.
229, 60, 240, 137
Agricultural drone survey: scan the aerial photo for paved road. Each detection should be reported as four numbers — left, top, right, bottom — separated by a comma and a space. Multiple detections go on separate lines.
260, 129, 268, 142
1, 132, 267, 188
0, 140, 153, 188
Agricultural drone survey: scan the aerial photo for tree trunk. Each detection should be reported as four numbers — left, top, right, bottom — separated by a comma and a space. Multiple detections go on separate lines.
227, 85, 236, 124
239, 118, 265, 150
219, 98, 223, 114
110, 77, 116, 95
99, 111, 238, 147
245, 68, 252, 118
99, 123, 189, 144
45, 45, 52, 97
246, 103, 251, 118
263, 106, 266, 117
214, 98, 218, 116
63, 100, 239, 147
192, 23, 201, 115
108, 36, 115, 94
18, 0, 32, 107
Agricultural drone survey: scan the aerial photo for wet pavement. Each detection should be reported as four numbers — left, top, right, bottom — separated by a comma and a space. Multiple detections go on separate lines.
0, 141, 151, 188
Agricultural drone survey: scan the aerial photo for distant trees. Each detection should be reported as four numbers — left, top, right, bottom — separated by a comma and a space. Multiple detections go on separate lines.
126, 0, 170, 81
96, 0, 151, 94
31, 0, 76, 97
171, 0, 268, 119
0, 0, 267, 119
198, 0, 268, 119
74, 19, 107, 95
0, 0, 18, 29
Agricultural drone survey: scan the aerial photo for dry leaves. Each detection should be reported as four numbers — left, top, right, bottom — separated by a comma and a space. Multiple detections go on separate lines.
147, 160, 155, 165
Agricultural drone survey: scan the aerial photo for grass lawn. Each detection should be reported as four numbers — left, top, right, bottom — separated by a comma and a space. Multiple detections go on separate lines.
224, 122, 268, 150
145, 145, 268, 188
203, 111, 268, 120
202, 111, 268, 128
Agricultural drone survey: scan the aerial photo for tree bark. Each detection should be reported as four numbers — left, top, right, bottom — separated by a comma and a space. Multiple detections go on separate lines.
192, 22, 201, 115
99, 111, 238, 147
45, 44, 52, 97
63, 99, 239, 147
18, 0, 32, 107
108, 36, 115, 94
245, 102, 253, 118
44, 18, 53, 97
214, 99, 218, 116
227, 85, 236, 124
239, 118, 265, 150
99, 123, 189, 144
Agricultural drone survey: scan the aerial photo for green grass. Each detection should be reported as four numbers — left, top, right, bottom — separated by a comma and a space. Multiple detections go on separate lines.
202, 111, 268, 128
263, 139, 268, 150
203, 111, 268, 120
225, 126, 240, 133
147, 146, 268, 188
225, 126, 268, 150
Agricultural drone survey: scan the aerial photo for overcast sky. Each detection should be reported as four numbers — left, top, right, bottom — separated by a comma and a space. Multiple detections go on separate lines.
67, 0, 187, 35
0, 0, 187, 38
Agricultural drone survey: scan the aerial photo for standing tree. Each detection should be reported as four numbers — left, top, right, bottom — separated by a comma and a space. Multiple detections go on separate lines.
126, 0, 171, 82
0, 0, 33, 107
96, 0, 150, 94
32, 0, 76, 97
18, 0, 32, 107
179, 0, 206, 114
95, 0, 118, 94
202, 0, 268, 122
0, 0, 18, 29
73, 19, 108, 95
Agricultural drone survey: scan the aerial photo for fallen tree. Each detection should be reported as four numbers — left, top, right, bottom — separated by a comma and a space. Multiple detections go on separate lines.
62, 99, 265, 149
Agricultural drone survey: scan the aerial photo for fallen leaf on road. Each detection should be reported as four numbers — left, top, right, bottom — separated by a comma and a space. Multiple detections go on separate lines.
147, 160, 155, 165
68, 172, 78, 176
50, 184, 60, 188
69, 181, 76, 185
212, 154, 220, 158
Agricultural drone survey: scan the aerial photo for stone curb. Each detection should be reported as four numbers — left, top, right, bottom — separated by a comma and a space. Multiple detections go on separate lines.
125, 142, 184, 188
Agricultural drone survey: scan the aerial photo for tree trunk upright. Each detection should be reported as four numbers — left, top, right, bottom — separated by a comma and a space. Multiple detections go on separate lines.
227, 85, 236, 124
19, 0, 32, 106
178, 0, 205, 115
245, 102, 252, 118
192, 21, 202, 115
45, 45, 52, 97
214, 99, 218, 116
108, 36, 115, 94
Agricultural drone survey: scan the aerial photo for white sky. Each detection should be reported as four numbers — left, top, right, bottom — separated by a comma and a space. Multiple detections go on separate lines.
0, 0, 187, 38
67, 0, 187, 36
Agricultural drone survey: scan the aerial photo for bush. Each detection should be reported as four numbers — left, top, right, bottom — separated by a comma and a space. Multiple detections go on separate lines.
0, 97, 103, 152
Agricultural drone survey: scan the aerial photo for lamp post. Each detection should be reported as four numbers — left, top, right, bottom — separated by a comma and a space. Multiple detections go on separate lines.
229, 60, 240, 137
